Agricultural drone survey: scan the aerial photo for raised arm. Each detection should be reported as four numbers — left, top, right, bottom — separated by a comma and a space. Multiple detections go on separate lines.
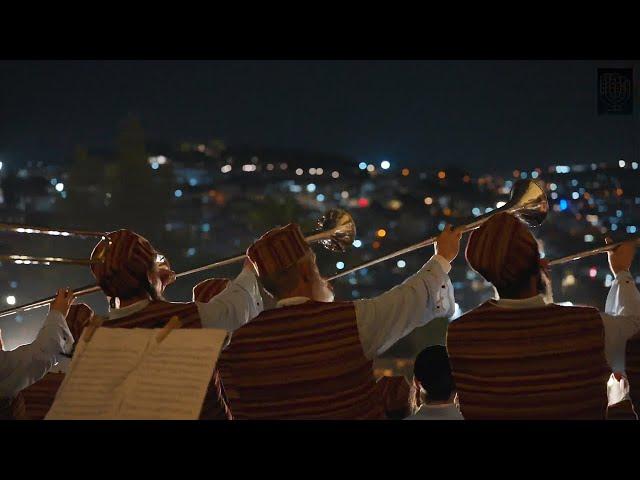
0, 289, 74, 399
600, 240, 640, 372
605, 238, 640, 316
354, 226, 461, 359
196, 260, 264, 332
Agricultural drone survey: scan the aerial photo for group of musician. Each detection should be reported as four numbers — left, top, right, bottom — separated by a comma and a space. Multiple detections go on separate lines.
1, 210, 639, 420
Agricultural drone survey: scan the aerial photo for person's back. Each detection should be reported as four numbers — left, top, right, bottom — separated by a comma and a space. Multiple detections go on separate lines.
217, 222, 461, 419
447, 301, 609, 419
218, 299, 384, 419
84, 229, 263, 420
447, 211, 639, 420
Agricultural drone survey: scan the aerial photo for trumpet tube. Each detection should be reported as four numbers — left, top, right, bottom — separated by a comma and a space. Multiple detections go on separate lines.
548, 237, 640, 266
0, 255, 97, 266
0, 209, 356, 319
329, 179, 548, 281
0, 223, 105, 239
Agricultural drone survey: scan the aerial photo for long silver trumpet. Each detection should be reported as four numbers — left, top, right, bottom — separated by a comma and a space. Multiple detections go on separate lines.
0, 223, 107, 266
328, 179, 549, 281
0, 209, 356, 319
0, 223, 106, 239
548, 237, 640, 266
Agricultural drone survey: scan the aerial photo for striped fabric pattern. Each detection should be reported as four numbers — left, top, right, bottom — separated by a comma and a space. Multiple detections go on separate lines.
193, 278, 231, 303
625, 333, 640, 414
103, 300, 201, 329
465, 212, 540, 291
218, 300, 385, 420
375, 376, 411, 419
1, 394, 26, 420
447, 301, 609, 420
191, 277, 235, 421
17, 373, 65, 420
17, 303, 94, 420
90, 229, 156, 299
247, 224, 310, 277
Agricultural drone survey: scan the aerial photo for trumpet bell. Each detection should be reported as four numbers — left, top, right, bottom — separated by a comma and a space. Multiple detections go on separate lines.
316, 209, 356, 252
504, 179, 549, 227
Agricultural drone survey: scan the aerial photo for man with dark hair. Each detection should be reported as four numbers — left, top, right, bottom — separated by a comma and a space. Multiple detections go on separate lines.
447, 212, 640, 420
405, 345, 463, 420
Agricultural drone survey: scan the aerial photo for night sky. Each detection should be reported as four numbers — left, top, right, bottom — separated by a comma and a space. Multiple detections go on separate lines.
1, 60, 638, 172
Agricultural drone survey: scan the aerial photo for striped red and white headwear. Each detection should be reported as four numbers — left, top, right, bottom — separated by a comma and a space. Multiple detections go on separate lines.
192, 278, 231, 302
465, 212, 540, 290
90, 229, 157, 299
247, 223, 311, 278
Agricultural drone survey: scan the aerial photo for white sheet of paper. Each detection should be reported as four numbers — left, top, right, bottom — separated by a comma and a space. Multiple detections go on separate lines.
46, 327, 226, 420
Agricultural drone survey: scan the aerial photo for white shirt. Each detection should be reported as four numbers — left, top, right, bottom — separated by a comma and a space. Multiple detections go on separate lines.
276, 254, 455, 360
404, 403, 464, 420
0, 310, 74, 399
107, 268, 263, 332
489, 270, 640, 374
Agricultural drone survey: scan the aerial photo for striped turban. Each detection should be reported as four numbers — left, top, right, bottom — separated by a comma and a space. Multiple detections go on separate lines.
192, 278, 231, 302
90, 229, 157, 299
247, 223, 311, 278
465, 212, 540, 290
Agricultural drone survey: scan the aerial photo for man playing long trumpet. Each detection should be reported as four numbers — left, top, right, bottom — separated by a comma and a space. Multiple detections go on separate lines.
16, 243, 243, 420
215, 222, 462, 419
81, 229, 264, 419
446, 212, 640, 419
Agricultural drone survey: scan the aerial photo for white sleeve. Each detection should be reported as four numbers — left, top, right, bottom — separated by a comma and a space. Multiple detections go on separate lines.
0, 310, 74, 399
354, 255, 455, 360
600, 271, 640, 373
605, 271, 640, 316
196, 268, 264, 332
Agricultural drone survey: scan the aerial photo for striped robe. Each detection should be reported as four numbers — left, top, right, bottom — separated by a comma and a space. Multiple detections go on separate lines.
191, 278, 234, 420
217, 300, 385, 419
375, 375, 411, 420
447, 301, 610, 420
1, 394, 26, 420
14, 304, 93, 420
102, 300, 224, 420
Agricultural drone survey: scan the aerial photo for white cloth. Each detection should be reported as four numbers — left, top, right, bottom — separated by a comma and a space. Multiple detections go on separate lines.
107, 269, 263, 332
0, 310, 74, 399
275, 254, 455, 360
607, 373, 631, 406
489, 270, 640, 374
602, 271, 640, 374
404, 403, 464, 420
